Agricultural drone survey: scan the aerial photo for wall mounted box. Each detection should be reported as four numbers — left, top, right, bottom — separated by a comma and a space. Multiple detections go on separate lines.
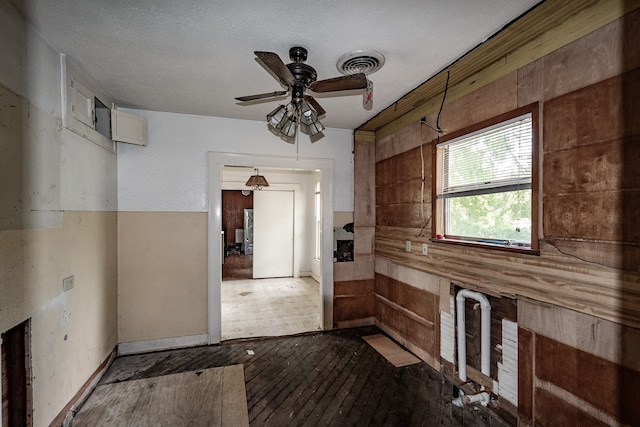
62, 54, 147, 150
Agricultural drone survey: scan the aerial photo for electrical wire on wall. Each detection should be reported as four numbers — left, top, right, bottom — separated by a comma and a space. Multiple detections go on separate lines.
417, 118, 427, 236
416, 71, 450, 237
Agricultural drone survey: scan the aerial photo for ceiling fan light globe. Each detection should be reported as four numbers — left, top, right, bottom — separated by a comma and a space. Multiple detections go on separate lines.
278, 114, 297, 138
308, 120, 325, 136
267, 105, 287, 128
300, 102, 319, 126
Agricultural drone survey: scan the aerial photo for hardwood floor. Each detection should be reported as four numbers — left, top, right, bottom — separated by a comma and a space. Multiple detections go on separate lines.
83, 327, 511, 426
223, 254, 252, 280
73, 366, 249, 427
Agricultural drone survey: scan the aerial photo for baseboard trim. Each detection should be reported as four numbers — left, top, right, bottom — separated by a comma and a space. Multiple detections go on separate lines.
374, 320, 439, 371
335, 317, 375, 329
118, 334, 209, 356
49, 347, 117, 427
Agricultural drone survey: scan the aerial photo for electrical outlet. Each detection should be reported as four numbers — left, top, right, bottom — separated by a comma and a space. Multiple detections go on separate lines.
422, 243, 428, 255
405, 240, 411, 252
63, 275, 74, 292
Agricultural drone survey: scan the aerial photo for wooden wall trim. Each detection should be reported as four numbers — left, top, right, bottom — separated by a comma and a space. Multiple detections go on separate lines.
354, 130, 375, 143
359, 0, 640, 139
49, 347, 116, 427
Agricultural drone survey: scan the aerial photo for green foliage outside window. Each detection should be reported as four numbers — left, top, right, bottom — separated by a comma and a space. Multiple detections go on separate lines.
446, 190, 531, 242
441, 113, 532, 245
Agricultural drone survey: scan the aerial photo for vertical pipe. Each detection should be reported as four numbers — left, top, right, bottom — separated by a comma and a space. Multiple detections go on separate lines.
480, 297, 491, 376
456, 294, 468, 381
456, 289, 492, 381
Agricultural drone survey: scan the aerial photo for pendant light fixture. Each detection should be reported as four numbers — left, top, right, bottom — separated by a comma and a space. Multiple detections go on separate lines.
245, 168, 269, 190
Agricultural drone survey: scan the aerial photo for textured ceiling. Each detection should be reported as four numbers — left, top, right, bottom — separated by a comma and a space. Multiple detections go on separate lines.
10, 0, 542, 129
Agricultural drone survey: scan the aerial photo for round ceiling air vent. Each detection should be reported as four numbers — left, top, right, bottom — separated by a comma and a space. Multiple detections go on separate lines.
336, 50, 385, 76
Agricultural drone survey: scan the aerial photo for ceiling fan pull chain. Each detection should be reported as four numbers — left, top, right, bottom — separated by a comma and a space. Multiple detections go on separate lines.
364, 79, 373, 110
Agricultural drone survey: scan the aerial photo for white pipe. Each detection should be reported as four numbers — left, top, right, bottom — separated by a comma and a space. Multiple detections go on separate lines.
462, 391, 491, 406
456, 289, 491, 382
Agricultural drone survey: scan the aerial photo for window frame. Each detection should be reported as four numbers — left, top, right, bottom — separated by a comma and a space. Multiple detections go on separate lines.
432, 103, 539, 254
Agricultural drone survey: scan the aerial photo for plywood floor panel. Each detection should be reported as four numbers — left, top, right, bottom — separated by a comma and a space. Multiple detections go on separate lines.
363, 334, 422, 367
73, 365, 248, 427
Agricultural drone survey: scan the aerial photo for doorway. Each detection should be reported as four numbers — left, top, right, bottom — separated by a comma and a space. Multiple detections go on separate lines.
208, 153, 335, 344
1, 319, 32, 427
222, 190, 253, 281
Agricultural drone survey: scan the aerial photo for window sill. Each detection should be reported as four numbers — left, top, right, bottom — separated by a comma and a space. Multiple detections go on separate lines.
430, 237, 540, 255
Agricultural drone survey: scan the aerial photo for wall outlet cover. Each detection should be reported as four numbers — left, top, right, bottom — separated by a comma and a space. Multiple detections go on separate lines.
63, 275, 74, 292
405, 240, 411, 252
422, 243, 428, 255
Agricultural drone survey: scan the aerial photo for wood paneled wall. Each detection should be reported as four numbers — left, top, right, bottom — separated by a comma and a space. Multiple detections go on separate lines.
334, 137, 376, 328
375, 273, 438, 365
519, 300, 640, 425
366, 8, 640, 425
543, 68, 640, 270
373, 8, 640, 330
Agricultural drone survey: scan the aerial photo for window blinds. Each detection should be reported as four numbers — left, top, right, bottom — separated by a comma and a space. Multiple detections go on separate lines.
438, 114, 532, 198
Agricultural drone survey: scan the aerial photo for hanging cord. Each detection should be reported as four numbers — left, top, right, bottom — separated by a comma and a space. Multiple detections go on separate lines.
295, 105, 300, 161
436, 71, 450, 136
415, 136, 431, 238
416, 71, 450, 237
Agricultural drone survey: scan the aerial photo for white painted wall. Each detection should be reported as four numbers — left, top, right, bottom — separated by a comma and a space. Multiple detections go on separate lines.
117, 109, 354, 213
0, 1, 117, 222
0, 2, 118, 425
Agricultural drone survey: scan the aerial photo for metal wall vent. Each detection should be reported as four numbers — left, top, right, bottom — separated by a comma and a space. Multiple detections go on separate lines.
337, 50, 385, 76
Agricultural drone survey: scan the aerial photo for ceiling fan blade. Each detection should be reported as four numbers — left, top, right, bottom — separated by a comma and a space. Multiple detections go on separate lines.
309, 73, 368, 93
304, 95, 326, 116
235, 90, 288, 102
255, 51, 297, 86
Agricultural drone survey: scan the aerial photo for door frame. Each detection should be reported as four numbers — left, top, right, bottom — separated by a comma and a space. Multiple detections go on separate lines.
208, 152, 334, 344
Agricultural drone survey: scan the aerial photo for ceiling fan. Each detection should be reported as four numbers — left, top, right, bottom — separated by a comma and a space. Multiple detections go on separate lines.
235, 46, 368, 140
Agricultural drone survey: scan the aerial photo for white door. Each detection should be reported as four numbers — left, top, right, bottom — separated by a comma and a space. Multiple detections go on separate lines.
253, 190, 294, 278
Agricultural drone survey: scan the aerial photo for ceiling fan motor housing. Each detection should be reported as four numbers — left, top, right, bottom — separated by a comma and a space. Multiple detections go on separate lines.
287, 63, 317, 86
289, 46, 308, 62
286, 46, 317, 87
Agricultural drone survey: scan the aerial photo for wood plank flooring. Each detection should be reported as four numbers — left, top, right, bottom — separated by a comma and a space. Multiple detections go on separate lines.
223, 254, 252, 280
82, 327, 511, 426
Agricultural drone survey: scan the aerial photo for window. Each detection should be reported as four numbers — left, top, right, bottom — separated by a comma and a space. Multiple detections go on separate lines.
434, 104, 538, 252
